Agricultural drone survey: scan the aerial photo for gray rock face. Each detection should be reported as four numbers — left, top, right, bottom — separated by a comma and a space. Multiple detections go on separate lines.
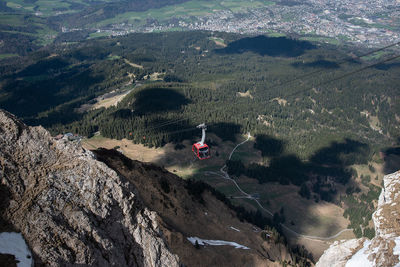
0, 110, 179, 266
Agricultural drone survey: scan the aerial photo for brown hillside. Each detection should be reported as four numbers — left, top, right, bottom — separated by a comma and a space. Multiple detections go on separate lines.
94, 148, 294, 267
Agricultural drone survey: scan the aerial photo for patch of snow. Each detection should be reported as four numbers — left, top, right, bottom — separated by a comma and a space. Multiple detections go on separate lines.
187, 237, 250, 249
382, 172, 400, 204
0, 232, 33, 267
345, 240, 373, 267
229, 226, 240, 232
316, 239, 364, 267
393, 237, 400, 266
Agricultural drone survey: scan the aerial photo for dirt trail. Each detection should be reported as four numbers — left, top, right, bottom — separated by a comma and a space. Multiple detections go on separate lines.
208, 133, 353, 241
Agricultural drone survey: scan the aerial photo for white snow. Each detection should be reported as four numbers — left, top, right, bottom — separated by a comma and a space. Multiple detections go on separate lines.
393, 237, 400, 267
229, 226, 240, 232
187, 237, 250, 249
316, 239, 364, 267
0, 232, 33, 267
345, 240, 373, 267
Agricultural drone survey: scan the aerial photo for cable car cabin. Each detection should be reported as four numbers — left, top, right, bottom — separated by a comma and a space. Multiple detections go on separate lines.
192, 123, 211, 160
192, 143, 210, 160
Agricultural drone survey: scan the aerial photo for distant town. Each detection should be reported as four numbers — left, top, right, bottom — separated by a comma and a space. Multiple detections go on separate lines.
75, 0, 400, 48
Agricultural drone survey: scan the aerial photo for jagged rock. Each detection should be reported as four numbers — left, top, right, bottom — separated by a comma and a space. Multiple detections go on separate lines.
316, 170, 400, 267
0, 110, 180, 266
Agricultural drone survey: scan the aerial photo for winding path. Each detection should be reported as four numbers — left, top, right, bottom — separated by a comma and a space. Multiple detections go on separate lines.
207, 133, 353, 241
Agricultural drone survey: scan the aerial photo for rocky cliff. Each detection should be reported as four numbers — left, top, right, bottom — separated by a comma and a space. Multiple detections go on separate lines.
316, 170, 400, 267
0, 109, 179, 266
0, 109, 295, 266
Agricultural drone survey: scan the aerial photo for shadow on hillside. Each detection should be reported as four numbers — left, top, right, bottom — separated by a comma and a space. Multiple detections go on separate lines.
374, 62, 400, 71
217, 136, 369, 204
154, 128, 370, 201
382, 141, 400, 174
276, 0, 308, 6
291, 59, 340, 69
16, 58, 70, 77
208, 122, 242, 142
130, 87, 191, 116
0, 62, 104, 122
310, 139, 369, 166
0, 184, 15, 233
253, 134, 285, 157
215, 35, 315, 57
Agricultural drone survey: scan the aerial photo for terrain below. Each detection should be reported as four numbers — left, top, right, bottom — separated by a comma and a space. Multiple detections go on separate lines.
82, 133, 384, 259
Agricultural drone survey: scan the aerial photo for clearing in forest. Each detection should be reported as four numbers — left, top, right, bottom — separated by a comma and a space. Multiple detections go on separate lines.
124, 59, 144, 69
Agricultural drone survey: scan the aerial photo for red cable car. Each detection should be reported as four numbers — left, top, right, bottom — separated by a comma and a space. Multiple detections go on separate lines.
192, 123, 211, 160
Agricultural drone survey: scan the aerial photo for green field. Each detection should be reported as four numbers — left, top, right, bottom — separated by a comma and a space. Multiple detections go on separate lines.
89, 31, 112, 39
92, 0, 275, 27
0, 14, 26, 26
6, 0, 82, 16
300, 36, 341, 45
0, 53, 18, 59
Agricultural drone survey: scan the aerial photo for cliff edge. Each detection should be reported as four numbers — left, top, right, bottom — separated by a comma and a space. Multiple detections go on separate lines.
0, 109, 179, 266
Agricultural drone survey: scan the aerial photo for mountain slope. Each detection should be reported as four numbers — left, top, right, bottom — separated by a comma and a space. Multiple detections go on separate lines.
93, 148, 294, 266
0, 109, 295, 266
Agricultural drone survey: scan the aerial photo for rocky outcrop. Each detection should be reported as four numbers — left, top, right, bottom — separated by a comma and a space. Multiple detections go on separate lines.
0, 110, 179, 266
316, 170, 400, 267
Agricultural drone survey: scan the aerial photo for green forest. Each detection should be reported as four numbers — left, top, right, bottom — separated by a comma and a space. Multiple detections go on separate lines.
1, 31, 398, 156
1, 30, 399, 239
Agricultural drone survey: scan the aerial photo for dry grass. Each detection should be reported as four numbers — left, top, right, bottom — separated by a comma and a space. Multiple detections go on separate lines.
210, 37, 227, 47
82, 136, 165, 162
360, 110, 382, 132
148, 72, 165, 81
291, 229, 356, 260
214, 40, 227, 47
213, 175, 353, 260
236, 90, 253, 99
82, 133, 238, 177
124, 59, 143, 69
368, 115, 382, 132
227, 178, 350, 237
91, 89, 133, 110
352, 162, 384, 188
271, 97, 288, 106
